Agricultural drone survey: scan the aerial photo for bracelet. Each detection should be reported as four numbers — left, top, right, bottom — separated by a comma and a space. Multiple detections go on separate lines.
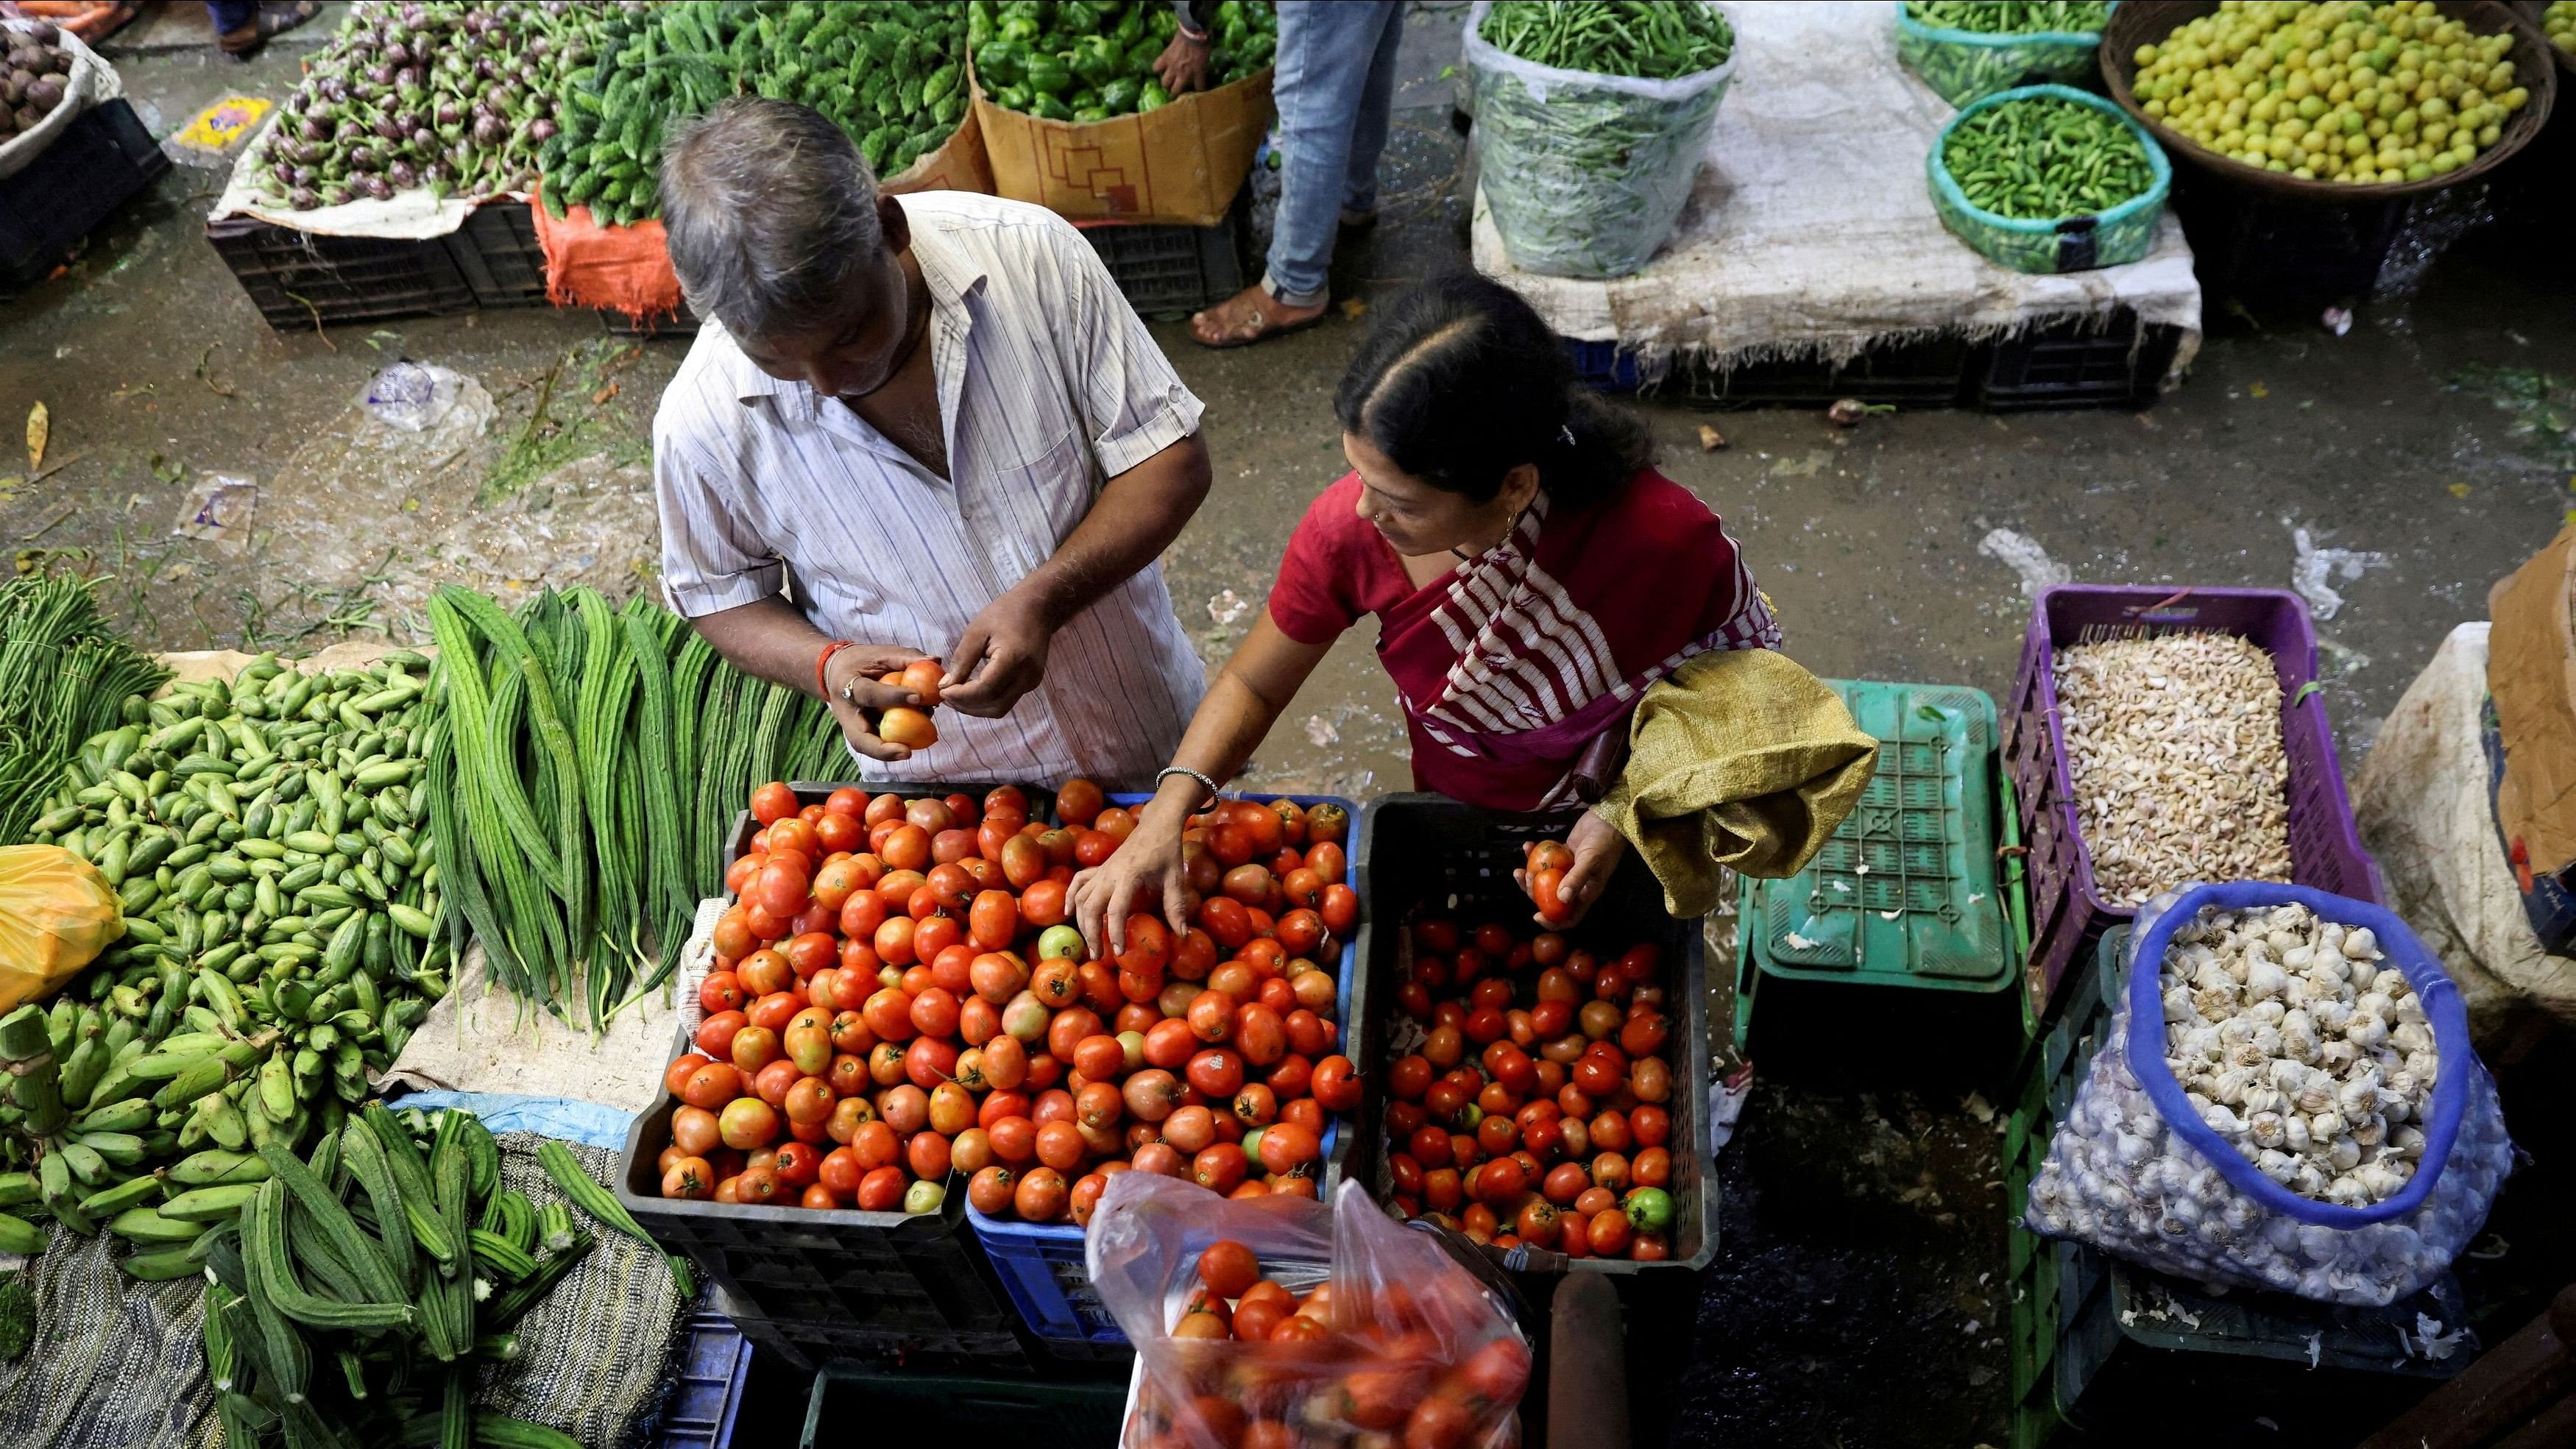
1177, 19, 1211, 42
815, 639, 857, 699
1153, 765, 1221, 812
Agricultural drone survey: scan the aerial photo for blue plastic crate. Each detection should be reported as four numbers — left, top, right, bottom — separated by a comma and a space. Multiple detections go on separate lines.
652, 1312, 753, 1449
968, 791, 1366, 1351
1562, 337, 1669, 393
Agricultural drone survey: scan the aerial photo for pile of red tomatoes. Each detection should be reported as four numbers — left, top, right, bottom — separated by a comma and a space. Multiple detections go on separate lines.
1378, 893, 1685, 1261
654, 780, 1363, 1225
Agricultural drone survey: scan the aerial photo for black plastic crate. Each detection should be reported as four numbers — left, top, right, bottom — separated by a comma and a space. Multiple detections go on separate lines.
620, 1082, 1026, 1368
208, 214, 478, 330
652, 1312, 754, 1449
723, 1292, 1028, 1377
1078, 201, 1245, 321
447, 199, 550, 309
1349, 794, 1716, 1275
1669, 331, 1981, 410
1, 99, 169, 288
801, 1360, 1129, 1449
1978, 310, 2184, 413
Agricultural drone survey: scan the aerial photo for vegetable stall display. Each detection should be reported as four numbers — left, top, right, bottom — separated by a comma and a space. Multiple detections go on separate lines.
969, 0, 1276, 121
249, 1, 603, 209
3, 654, 452, 1252
541, 0, 970, 225
1462, 0, 1741, 279
1370, 837, 1682, 1261
653, 780, 1361, 1221
2125, 0, 2534, 185
1894, 0, 2115, 108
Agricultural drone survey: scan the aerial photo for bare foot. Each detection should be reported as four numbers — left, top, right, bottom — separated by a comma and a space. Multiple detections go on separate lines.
1188, 284, 1327, 349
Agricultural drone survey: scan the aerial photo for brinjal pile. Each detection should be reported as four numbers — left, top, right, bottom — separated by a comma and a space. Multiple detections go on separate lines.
0, 21, 73, 138
250, 1, 607, 210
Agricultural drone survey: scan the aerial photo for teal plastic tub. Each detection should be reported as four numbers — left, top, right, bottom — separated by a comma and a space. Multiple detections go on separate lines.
1929, 84, 2170, 274
1895, 1, 2116, 108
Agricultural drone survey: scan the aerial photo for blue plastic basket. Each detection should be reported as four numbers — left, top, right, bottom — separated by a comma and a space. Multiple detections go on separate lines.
651, 1313, 754, 1449
967, 791, 1367, 1351
1894, 2, 2117, 108
1929, 84, 2171, 274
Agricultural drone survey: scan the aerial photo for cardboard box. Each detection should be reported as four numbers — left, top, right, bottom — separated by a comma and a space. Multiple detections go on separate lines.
2489, 523, 2576, 876
882, 108, 997, 199
974, 68, 1274, 227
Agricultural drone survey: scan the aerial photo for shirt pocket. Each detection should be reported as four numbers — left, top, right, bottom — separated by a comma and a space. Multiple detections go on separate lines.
967, 428, 1091, 574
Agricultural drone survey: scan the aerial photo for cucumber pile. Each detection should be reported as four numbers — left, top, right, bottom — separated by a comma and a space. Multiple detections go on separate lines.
1, 656, 450, 1246
540, 0, 971, 227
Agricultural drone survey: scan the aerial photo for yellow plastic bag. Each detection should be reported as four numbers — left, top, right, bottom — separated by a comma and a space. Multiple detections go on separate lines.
0, 846, 123, 1013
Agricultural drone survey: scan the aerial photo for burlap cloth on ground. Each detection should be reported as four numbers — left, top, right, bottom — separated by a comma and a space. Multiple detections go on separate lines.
0, 1137, 686, 1449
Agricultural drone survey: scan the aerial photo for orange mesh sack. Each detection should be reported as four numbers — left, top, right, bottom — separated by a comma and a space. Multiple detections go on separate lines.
1090, 1175, 1533, 1449
0, 845, 122, 1012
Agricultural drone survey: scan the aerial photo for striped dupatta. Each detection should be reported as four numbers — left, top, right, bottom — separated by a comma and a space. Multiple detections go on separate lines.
1379, 472, 1780, 809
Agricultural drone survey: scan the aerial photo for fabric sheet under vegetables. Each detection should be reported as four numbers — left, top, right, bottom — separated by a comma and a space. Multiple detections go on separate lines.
2023, 884, 2510, 1307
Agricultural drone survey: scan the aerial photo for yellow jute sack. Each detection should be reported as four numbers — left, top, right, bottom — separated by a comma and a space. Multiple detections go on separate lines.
0, 846, 124, 1013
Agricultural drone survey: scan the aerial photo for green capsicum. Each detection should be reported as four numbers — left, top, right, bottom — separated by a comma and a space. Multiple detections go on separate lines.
976, 38, 1027, 88
993, 83, 1033, 112
1137, 79, 1172, 111
1024, 49, 1074, 95
1069, 34, 1122, 86
1099, 77, 1140, 113
1031, 92, 1074, 122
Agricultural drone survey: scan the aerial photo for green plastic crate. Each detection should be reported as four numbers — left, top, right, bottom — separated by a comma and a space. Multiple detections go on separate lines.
1748, 680, 2013, 990
799, 1362, 1130, 1449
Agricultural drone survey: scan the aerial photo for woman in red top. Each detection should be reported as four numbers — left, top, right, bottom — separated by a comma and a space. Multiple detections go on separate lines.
1072, 272, 1776, 953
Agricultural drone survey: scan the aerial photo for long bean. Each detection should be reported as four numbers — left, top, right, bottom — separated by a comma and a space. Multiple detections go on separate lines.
1943, 95, 2153, 221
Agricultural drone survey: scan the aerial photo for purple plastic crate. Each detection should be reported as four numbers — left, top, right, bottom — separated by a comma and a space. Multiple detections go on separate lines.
2002, 585, 2381, 1019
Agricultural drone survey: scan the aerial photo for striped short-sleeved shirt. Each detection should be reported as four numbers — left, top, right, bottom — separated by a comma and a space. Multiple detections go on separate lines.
654, 191, 1208, 790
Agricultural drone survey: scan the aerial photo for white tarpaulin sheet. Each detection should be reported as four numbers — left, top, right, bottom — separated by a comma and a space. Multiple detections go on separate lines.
1471, 0, 2203, 372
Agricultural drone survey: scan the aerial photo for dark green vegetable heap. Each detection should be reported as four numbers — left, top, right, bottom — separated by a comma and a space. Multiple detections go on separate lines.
971, 0, 1277, 121
250, 1, 606, 210
1482, 0, 1735, 79
541, 0, 969, 226
1943, 93, 2153, 220
424, 586, 846, 1032
188, 1107, 654, 1449
1903, 1, 2113, 35
5, 652, 450, 1250
0, 570, 168, 846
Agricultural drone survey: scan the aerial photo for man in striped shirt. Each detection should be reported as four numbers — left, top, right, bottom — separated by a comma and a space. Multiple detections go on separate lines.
651, 99, 1211, 789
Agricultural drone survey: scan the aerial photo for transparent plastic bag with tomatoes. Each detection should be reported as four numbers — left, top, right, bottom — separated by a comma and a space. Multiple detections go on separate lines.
1092, 1174, 1533, 1449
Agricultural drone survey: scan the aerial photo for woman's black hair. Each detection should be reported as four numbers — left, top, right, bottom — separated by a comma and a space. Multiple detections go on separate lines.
1332, 271, 1655, 508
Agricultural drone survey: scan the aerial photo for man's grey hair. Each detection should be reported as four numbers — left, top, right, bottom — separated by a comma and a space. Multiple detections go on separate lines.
660, 99, 887, 339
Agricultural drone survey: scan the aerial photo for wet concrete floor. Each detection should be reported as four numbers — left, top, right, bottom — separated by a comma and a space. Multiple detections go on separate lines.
7, 5, 2575, 1447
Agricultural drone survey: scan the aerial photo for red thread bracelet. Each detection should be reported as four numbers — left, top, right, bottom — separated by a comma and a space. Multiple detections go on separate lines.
815, 639, 857, 698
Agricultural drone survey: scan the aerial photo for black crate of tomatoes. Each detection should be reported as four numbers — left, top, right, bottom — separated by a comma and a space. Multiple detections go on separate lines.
1352, 795, 1713, 1270
630, 776, 1367, 1352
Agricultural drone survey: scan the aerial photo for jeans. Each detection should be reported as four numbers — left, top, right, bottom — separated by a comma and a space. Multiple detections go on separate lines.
208, 0, 258, 34
1265, 0, 1406, 307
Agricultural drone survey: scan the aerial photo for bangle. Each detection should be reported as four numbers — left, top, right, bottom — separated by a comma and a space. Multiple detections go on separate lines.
815, 639, 856, 698
1153, 765, 1220, 812
1177, 19, 1211, 42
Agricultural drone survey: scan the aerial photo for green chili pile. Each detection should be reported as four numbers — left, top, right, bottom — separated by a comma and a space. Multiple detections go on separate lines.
1943, 95, 2154, 221
1903, 1, 2112, 35
1482, 1, 1735, 80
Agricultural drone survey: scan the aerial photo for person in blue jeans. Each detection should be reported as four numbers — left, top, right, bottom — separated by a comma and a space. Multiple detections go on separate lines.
205, 0, 316, 59
1156, 1, 1406, 348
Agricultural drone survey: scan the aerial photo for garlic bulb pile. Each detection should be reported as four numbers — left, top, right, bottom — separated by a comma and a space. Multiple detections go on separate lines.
2023, 896, 2515, 1308
2055, 633, 2293, 907
2159, 904, 2432, 1206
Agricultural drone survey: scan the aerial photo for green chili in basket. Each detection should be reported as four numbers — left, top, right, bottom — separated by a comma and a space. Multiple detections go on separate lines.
1942, 95, 2154, 221
1903, 1, 2112, 35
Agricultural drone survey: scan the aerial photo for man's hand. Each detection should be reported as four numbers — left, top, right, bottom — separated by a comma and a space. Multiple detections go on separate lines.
824, 644, 935, 762
1154, 32, 1211, 93
941, 589, 1056, 719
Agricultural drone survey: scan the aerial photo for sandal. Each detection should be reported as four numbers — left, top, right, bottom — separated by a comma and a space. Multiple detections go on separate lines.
218, 0, 319, 57
1188, 284, 1328, 350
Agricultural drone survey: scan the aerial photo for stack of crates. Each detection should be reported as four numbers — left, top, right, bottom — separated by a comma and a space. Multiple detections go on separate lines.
2003, 927, 2466, 1448
1734, 680, 2022, 1057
